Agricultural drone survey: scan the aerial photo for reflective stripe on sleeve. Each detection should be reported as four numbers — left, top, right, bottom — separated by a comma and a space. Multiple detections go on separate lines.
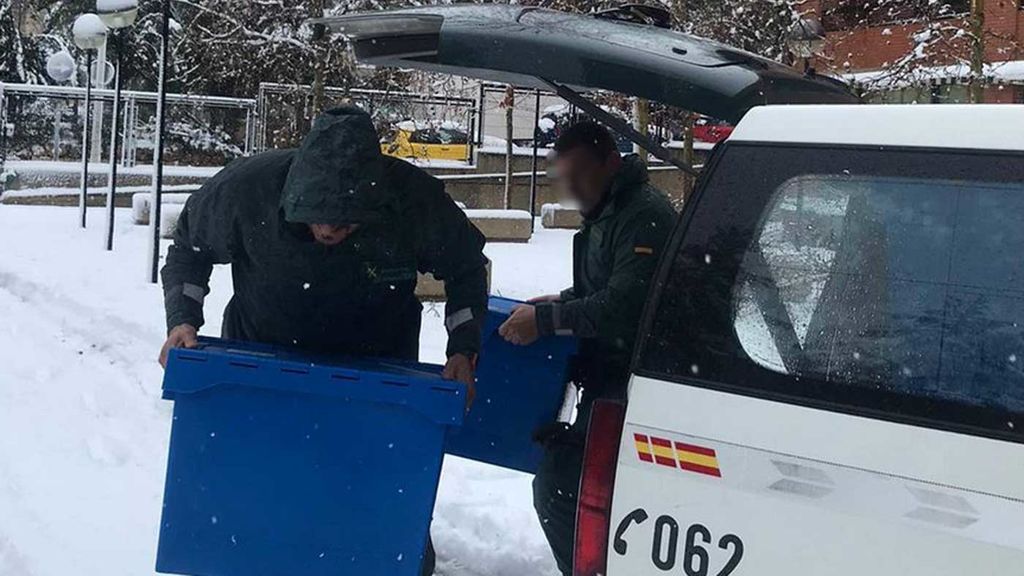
551, 303, 573, 336
182, 283, 206, 304
445, 307, 475, 332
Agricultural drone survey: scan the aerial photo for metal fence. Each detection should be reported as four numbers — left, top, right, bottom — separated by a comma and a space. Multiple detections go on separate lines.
255, 82, 479, 156
0, 82, 256, 191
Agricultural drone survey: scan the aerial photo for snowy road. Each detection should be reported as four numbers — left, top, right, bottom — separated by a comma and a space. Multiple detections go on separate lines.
0, 205, 573, 576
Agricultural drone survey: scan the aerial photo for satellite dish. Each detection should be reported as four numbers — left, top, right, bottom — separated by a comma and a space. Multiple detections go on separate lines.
46, 51, 76, 83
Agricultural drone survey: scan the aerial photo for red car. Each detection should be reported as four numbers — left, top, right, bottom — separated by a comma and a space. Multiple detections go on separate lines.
692, 115, 735, 143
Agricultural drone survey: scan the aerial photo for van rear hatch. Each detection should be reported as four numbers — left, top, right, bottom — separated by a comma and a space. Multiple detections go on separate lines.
317, 5, 858, 123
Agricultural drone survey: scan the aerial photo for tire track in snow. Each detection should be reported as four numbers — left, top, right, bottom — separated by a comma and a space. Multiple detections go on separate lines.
0, 274, 168, 576
0, 268, 165, 384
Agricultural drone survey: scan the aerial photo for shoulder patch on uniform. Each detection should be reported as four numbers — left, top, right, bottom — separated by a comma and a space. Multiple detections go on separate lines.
634, 246, 654, 255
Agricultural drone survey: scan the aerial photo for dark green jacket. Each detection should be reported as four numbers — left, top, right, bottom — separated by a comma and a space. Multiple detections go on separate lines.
161, 107, 488, 360
535, 155, 676, 390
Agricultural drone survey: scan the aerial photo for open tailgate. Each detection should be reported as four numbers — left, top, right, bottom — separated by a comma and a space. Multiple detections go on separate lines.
318, 5, 858, 123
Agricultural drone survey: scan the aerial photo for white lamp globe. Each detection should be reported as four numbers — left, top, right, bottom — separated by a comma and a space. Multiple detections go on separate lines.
46, 51, 76, 83
96, 0, 139, 29
72, 13, 108, 50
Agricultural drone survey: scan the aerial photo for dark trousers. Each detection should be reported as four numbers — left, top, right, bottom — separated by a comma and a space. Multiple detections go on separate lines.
420, 538, 435, 576
532, 399, 594, 576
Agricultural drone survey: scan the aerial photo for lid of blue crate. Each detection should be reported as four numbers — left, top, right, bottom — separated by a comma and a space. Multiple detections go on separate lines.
163, 338, 465, 427
486, 295, 521, 316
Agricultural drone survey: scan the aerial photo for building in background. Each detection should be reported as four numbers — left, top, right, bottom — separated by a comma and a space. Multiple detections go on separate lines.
805, 0, 1024, 103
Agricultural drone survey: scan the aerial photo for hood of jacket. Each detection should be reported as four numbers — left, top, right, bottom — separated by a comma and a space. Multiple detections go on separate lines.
280, 106, 392, 225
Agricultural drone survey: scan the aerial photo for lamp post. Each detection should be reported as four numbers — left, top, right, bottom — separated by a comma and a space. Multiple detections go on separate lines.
72, 13, 108, 229
45, 51, 75, 166
787, 17, 826, 75
96, 0, 138, 251
147, 0, 171, 283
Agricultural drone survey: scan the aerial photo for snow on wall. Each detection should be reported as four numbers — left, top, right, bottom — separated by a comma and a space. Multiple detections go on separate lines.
464, 209, 533, 220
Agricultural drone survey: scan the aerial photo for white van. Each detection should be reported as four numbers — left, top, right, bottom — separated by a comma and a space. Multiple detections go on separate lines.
590, 104, 1024, 575
323, 6, 1024, 574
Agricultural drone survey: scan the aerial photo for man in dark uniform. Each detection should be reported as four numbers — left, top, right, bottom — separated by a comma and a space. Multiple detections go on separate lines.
499, 121, 677, 575
158, 106, 488, 576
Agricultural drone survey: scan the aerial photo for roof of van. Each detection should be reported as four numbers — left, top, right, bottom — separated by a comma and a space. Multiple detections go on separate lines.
730, 105, 1024, 152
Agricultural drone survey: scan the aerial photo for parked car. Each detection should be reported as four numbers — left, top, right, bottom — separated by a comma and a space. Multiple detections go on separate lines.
323, 5, 1024, 576
692, 115, 734, 144
536, 104, 636, 153
381, 121, 469, 162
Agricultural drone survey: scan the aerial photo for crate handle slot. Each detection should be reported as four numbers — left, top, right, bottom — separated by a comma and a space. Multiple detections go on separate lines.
330, 372, 360, 381
228, 360, 260, 369
430, 385, 459, 394
383, 380, 409, 388
280, 367, 310, 375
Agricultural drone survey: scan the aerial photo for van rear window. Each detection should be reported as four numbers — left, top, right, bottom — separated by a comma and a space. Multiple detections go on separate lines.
735, 175, 1024, 414
637, 145, 1024, 441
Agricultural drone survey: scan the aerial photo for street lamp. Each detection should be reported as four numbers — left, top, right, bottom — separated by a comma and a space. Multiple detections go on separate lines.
787, 17, 826, 75
45, 51, 75, 177
147, 0, 173, 283
97, 0, 139, 29
45, 51, 76, 83
73, 13, 108, 229
96, 0, 138, 251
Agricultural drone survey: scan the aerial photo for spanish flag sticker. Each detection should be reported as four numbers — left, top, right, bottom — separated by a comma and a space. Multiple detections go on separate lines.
675, 441, 722, 478
634, 433, 722, 478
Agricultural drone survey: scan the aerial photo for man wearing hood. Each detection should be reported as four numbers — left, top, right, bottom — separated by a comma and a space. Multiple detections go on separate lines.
158, 106, 487, 574
499, 121, 677, 575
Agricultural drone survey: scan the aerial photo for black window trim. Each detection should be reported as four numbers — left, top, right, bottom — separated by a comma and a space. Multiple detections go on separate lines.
632, 140, 1024, 445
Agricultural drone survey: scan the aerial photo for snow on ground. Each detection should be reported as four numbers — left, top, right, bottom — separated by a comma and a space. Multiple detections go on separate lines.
0, 204, 574, 576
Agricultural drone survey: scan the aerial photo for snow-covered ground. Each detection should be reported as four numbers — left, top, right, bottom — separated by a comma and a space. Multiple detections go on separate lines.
0, 204, 574, 576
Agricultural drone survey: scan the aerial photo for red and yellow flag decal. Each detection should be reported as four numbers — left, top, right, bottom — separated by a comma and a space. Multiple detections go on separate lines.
634, 433, 722, 478
674, 441, 722, 478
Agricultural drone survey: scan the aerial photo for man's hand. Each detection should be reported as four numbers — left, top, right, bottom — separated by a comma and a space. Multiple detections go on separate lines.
527, 294, 560, 304
159, 324, 199, 368
442, 353, 477, 410
499, 304, 540, 346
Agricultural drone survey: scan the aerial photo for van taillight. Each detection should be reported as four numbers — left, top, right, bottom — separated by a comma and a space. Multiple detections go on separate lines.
573, 400, 626, 576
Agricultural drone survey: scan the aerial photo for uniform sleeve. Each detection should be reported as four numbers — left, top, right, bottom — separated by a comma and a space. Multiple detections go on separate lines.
417, 183, 489, 358
160, 180, 237, 333
535, 208, 672, 341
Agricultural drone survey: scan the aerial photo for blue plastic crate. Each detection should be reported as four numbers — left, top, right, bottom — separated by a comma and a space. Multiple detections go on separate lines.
444, 297, 577, 473
157, 339, 465, 576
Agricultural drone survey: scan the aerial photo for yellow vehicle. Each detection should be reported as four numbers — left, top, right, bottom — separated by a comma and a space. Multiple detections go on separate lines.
381, 122, 470, 162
